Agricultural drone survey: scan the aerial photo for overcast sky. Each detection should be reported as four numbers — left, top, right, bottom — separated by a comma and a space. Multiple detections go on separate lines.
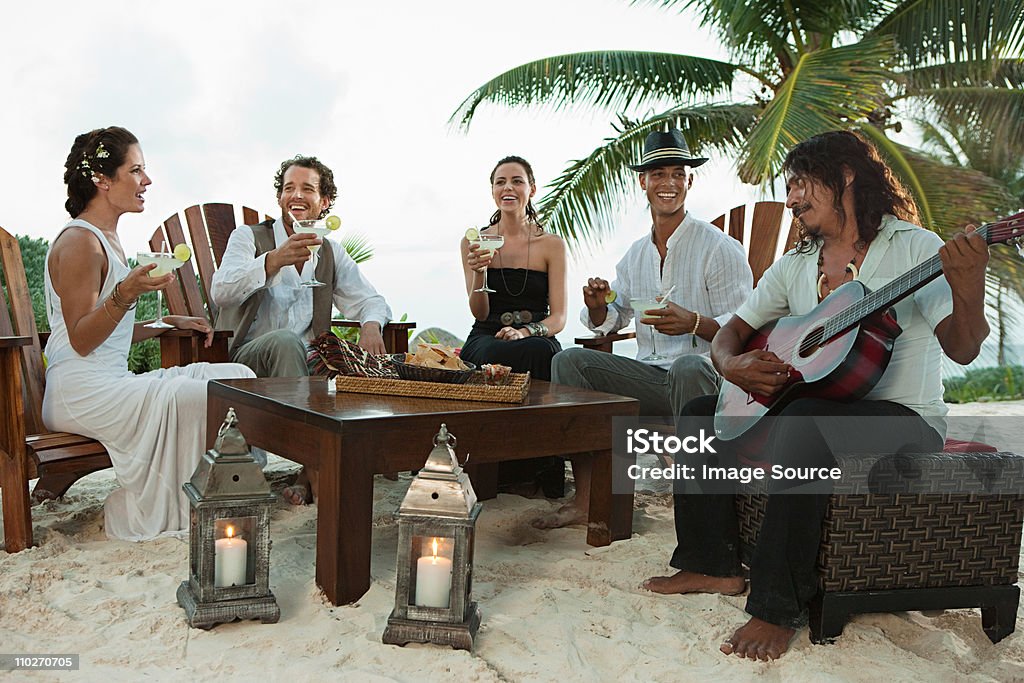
11, 0, 1000, 363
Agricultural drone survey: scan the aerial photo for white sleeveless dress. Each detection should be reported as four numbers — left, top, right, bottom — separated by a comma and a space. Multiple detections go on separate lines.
41, 219, 256, 541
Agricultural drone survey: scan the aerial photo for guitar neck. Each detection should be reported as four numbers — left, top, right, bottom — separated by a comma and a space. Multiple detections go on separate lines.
823, 223, 992, 340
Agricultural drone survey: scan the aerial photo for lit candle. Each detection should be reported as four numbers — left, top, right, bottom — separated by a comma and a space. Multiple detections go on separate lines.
415, 538, 453, 608
214, 525, 248, 588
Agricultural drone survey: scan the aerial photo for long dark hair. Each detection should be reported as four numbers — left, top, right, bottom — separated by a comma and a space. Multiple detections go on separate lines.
783, 131, 920, 252
488, 155, 544, 234
63, 126, 139, 217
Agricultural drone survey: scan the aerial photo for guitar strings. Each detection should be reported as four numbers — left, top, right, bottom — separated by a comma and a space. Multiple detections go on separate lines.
767, 222, 999, 362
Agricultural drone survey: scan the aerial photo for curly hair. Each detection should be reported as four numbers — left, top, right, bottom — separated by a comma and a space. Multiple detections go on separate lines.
63, 126, 139, 217
274, 155, 338, 218
488, 155, 544, 234
783, 130, 920, 253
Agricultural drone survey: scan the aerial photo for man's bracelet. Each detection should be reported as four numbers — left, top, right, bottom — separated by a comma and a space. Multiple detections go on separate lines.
691, 312, 701, 348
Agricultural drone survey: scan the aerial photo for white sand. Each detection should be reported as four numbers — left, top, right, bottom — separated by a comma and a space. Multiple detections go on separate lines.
2, 401, 1024, 682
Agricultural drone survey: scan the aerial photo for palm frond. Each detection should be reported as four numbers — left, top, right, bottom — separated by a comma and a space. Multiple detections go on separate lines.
913, 87, 1024, 155
871, 0, 1024, 71
449, 51, 741, 131
917, 120, 964, 166
339, 232, 374, 264
536, 104, 759, 251
737, 37, 895, 184
900, 58, 1024, 92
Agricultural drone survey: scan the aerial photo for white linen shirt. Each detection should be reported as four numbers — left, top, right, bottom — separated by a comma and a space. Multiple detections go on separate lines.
734, 214, 954, 434
583, 212, 753, 368
210, 218, 391, 345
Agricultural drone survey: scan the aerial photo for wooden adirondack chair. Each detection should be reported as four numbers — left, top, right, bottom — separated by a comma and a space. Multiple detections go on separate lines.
150, 203, 414, 364
0, 225, 112, 552
575, 201, 796, 352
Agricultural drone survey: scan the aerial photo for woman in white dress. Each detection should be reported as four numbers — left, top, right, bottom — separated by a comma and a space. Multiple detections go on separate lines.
41, 126, 256, 541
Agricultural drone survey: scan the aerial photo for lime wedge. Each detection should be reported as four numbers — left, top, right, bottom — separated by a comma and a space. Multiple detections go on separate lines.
604, 290, 617, 304
172, 244, 191, 262
325, 215, 341, 231
465, 227, 480, 241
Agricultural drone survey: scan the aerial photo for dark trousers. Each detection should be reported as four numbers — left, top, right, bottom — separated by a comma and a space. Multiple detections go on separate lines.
672, 395, 943, 628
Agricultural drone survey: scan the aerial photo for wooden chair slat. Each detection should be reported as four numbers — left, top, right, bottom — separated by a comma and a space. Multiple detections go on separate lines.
241, 206, 259, 226
0, 228, 46, 436
202, 203, 238, 267
32, 442, 111, 464
728, 205, 745, 243
748, 201, 786, 285
711, 214, 725, 229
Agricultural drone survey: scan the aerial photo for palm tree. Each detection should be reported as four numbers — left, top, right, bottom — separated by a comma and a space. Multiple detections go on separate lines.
920, 110, 1024, 367
451, 0, 1024, 258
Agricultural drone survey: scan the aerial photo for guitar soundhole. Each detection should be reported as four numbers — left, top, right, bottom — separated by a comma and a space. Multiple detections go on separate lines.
799, 327, 825, 358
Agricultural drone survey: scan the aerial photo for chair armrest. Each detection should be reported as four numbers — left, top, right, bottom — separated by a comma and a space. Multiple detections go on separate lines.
330, 320, 416, 354
574, 331, 636, 354
0, 336, 32, 349
158, 329, 233, 368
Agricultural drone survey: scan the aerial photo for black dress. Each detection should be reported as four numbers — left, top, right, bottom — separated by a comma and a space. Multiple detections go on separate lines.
460, 268, 564, 497
460, 269, 561, 379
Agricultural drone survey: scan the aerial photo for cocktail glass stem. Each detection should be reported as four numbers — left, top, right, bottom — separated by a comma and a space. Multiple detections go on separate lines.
301, 247, 326, 288
474, 266, 495, 294
145, 279, 174, 329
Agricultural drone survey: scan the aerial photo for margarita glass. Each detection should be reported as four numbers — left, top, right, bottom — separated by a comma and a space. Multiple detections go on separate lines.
137, 251, 187, 329
293, 218, 330, 288
630, 296, 669, 361
471, 233, 504, 293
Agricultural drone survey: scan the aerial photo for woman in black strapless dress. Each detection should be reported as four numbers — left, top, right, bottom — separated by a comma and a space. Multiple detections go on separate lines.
460, 155, 568, 496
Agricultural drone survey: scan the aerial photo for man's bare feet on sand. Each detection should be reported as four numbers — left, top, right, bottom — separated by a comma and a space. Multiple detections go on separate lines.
283, 470, 313, 506
642, 571, 746, 595
531, 502, 586, 529
719, 617, 796, 661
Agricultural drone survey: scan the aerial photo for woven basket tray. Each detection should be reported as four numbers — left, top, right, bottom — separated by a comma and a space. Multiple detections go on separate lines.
335, 371, 530, 404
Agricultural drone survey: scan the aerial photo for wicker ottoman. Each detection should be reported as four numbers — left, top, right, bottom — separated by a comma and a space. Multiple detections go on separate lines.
736, 450, 1024, 644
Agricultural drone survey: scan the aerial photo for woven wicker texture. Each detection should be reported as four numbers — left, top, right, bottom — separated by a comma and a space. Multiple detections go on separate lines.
736, 451, 1024, 592
335, 371, 530, 404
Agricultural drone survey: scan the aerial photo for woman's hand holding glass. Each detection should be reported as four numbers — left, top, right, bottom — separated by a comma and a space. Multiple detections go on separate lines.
466, 241, 496, 273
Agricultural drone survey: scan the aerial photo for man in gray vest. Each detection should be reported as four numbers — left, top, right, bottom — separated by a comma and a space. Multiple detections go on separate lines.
211, 155, 392, 502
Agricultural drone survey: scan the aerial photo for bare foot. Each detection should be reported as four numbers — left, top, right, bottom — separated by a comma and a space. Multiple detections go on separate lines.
643, 570, 746, 595
719, 617, 796, 661
283, 470, 313, 506
531, 502, 586, 529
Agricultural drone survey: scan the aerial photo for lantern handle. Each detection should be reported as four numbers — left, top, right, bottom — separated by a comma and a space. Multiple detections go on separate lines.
218, 407, 239, 437
433, 423, 457, 448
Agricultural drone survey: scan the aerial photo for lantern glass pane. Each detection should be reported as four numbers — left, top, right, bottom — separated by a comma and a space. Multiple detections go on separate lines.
214, 516, 256, 587
410, 535, 454, 608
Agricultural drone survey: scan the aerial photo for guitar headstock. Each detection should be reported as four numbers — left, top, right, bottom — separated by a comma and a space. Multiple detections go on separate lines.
982, 211, 1024, 258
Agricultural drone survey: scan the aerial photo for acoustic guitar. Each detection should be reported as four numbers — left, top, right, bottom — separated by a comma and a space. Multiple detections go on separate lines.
714, 212, 1024, 441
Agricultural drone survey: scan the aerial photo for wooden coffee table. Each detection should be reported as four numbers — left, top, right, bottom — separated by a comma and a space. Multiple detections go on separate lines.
207, 377, 639, 605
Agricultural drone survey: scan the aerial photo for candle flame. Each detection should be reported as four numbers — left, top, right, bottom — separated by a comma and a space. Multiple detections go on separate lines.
225, 525, 235, 539
431, 537, 439, 558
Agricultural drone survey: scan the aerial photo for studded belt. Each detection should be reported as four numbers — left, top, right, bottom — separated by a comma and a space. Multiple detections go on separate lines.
498, 310, 537, 326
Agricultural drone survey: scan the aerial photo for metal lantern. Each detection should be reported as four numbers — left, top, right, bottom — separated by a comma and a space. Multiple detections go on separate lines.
177, 408, 280, 628
382, 424, 482, 650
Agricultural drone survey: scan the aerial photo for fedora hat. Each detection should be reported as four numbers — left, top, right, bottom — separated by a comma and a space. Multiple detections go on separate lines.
628, 129, 709, 172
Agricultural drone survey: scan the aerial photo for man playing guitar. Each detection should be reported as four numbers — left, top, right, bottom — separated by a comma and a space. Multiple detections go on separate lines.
643, 130, 992, 661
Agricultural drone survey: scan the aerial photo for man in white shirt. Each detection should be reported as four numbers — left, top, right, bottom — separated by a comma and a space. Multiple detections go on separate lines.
211, 155, 391, 376
211, 155, 392, 503
534, 129, 753, 529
